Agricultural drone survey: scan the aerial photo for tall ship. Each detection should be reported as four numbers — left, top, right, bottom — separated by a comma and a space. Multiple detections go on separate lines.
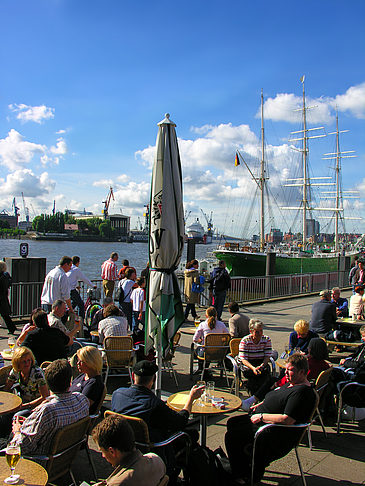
214, 80, 362, 276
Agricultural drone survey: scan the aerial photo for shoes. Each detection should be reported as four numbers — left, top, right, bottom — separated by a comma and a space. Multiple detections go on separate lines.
241, 396, 256, 411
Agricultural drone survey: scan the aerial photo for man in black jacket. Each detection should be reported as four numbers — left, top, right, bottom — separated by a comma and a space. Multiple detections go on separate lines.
208, 260, 231, 320
310, 290, 337, 337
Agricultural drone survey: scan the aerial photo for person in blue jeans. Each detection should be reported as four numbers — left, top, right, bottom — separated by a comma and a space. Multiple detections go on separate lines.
208, 260, 231, 320
130, 277, 146, 332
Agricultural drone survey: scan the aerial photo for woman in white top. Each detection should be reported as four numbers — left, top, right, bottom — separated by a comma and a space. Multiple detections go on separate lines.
349, 285, 365, 320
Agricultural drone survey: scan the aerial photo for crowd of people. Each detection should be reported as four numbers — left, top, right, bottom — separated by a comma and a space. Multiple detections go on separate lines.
0, 253, 364, 485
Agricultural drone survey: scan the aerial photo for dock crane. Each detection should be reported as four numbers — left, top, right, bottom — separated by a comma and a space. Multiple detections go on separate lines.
184, 210, 191, 225
12, 198, 20, 218
102, 187, 114, 219
21, 192, 30, 223
200, 209, 214, 237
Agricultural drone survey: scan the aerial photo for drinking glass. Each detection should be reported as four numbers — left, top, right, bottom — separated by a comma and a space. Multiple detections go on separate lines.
284, 345, 290, 358
206, 381, 215, 402
8, 338, 16, 354
194, 318, 200, 327
4, 445, 21, 484
196, 380, 206, 407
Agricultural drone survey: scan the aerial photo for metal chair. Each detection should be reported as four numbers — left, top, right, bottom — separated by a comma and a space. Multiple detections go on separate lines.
336, 381, 365, 434
226, 338, 241, 395
102, 335, 134, 386
196, 333, 231, 386
23, 416, 91, 486
251, 422, 310, 486
0, 365, 12, 389
40, 361, 52, 370
158, 475, 169, 486
307, 367, 333, 449
162, 331, 181, 387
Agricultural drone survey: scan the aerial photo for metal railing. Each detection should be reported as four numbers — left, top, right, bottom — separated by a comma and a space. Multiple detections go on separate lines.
9, 270, 348, 318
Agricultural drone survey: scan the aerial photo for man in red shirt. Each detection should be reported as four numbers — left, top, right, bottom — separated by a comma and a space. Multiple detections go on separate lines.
101, 252, 119, 297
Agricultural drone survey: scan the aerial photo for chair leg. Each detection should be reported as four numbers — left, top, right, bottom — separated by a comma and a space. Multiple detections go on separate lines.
307, 426, 313, 451
336, 395, 343, 434
85, 442, 98, 481
294, 447, 307, 486
128, 366, 133, 383
222, 361, 229, 388
201, 360, 206, 381
169, 362, 179, 388
70, 468, 78, 486
104, 366, 109, 386
316, 409, 327, 438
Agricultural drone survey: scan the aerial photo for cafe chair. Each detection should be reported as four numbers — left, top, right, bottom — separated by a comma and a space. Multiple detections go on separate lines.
84, 384, 107, 481
162, 331, 181, 387
226, 338, 241, 395
23, 415, 91, 486
105, 411, 191, 477
336, 381, 365, 434
307, 368, 333, 449
197, 333, 231, 386
158, 475, 169, 486
40, 361, 52, 371
0, 365, 12, 389
102, 335, 134, 386
251, 421, 310, 486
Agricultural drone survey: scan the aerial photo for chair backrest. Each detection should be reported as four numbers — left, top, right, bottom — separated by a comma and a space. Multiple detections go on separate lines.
104, 410, 151, 452
164, 332, 181, 361
40, 361, 52, 370
93, 384, 107, 416
47, 415, 91, 482
314, 367, 333, 399
173, 331, 181, 347
204, 333, 231, 362
158, 475, 169, 486
0, 365, 12, 387
229, 338, 241, 357
340, 382, 365, 408
104, 336, 134, 367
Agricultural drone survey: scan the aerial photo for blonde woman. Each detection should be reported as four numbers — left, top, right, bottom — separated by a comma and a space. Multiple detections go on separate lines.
5, 347, 49, 411
70, 346, 104, 414
289, 319, 318, 353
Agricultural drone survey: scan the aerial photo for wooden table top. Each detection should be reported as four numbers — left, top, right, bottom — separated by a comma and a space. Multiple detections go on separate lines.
180, 326, 198, 335
337, 318, 364, 328
1, 350, 13, 361
0, 457, 48, 486
0, 392, 22, 416
167, 389, 242, 415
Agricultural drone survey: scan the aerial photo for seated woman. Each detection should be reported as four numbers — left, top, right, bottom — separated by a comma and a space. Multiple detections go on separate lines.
349, 285, 365, 320
289, 319, 318, 353
4, 347, 49, 412
70, 346, 104, 414
307, 338, 331, 381
193, 306, 229, 372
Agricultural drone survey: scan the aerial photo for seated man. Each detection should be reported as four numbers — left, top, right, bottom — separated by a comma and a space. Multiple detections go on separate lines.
92, 414, 166, 486
9, 359, 89, 455
331, 287, 349, 318
237, 319, 273, 396
48, 299, 82, 355
228, 302, 249, 338
111, 360, 204, 442
21, 310, 71, 365
225, 354, 316, 483
98, 304, 128, 344
310, 290, 337, 337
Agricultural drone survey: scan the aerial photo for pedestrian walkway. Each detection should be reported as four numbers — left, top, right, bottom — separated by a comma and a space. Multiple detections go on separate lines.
0, 291, 364, 485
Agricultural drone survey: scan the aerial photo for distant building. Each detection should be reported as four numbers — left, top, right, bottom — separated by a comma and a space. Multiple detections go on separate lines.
108, 214, 130, 237
305, 219, 320, 237
64, 223, 79, 232
18, 221, 33, 231
283, 229, 295, 242
0, 211, 18, 228
265, 228, 283, 244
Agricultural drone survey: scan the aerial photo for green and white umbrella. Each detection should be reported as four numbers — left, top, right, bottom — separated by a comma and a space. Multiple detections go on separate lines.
146, 113, 185, 396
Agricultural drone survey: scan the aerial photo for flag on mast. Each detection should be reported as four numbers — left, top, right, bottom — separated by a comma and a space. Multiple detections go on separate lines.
234, 152, 240, 166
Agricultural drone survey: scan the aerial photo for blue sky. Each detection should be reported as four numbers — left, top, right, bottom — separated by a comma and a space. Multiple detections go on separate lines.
1, 0, 364, 237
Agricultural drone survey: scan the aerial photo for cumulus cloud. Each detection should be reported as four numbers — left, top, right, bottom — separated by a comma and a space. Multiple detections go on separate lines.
92, 179, 115, 188
332, 83, 365, 119
0, 129, 46, 170
113, 181, 150, 208
50, 138, 67, 155
9, 103, 55, 124
2, 169, 55, 197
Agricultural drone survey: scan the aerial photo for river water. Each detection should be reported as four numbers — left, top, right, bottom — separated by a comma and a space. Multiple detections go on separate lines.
0, 239, 218, 280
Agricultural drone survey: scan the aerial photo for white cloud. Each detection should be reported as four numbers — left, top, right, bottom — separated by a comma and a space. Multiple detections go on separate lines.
50, 137, 67, 155
9, 103, 55, 124
56, 129, 66, 134
113, 181, 150, 208
92, 179, 115, 188
2, 169, 55, 197
117, 174, 130, 183
332, 83, 365, 119
0, 129, 46, 170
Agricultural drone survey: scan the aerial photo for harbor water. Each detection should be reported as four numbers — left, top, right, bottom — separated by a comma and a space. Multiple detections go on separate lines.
0, 239, 218, 281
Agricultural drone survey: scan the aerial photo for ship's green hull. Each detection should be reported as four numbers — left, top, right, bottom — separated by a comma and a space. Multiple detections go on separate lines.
214, 250, 340, 277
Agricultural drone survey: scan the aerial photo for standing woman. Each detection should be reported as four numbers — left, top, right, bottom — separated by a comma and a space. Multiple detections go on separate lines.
0, 261, 16, 334
184, 260, 200, 321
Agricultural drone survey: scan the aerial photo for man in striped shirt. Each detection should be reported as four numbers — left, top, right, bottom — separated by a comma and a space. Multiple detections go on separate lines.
101, 252, 119, 297
238, 319, 272, 396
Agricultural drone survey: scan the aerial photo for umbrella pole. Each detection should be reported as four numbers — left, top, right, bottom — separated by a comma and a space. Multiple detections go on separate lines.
155, 323, 162, 398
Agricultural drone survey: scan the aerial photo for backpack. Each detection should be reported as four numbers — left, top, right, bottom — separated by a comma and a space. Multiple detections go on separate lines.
185, 444, 233, 486
115, 282, 132, 304
213, 269, 230, 292
192, 275, 205, 293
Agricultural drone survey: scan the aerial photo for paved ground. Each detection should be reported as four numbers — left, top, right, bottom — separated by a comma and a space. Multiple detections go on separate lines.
1, 290, 364, 485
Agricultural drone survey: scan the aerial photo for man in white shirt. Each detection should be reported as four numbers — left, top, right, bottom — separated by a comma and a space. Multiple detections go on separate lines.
41, 256, 74, 314
130, 277, 146, 332
67, 256, 94, 319
117, 268, 136, 331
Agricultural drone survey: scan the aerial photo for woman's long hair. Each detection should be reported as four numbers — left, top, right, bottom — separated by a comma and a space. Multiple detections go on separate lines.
185, 259, 198, 270
206, 306, 217, 330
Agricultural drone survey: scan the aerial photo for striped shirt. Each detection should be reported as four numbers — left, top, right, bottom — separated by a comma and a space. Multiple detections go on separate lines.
101, 258, 118, 281
12, 391, 89, 455
238, 334, 272, 363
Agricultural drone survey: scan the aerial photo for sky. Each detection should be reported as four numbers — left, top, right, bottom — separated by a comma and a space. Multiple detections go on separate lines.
1, 0, 365, 238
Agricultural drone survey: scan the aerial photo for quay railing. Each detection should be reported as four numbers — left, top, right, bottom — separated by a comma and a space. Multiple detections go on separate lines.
9, 270, 348, 319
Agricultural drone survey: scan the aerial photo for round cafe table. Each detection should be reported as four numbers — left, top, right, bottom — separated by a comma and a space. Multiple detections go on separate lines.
167, 389, 241, 446
0, 392, 22, 416
0, 457, 48, 486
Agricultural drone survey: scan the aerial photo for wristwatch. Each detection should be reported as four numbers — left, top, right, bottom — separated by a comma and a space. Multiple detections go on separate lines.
260, 413, 264, 422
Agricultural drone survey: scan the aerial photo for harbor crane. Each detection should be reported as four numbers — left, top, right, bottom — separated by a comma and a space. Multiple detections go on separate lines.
12, 198, 20, 218
102, 187, 114, 219
200, 209, 214, 237
21, 192, 30, 223
184, 210, 191, 225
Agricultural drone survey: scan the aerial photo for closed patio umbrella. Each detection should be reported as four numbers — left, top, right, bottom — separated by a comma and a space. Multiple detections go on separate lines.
146, 113, 185, 396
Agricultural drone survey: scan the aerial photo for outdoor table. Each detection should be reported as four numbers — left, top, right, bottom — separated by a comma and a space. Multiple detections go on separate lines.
167, 389, 241, 446
337, 318, 364, 329
0, 392, 22, 416
180, 326, 197, 336
1, 350, 13, 361
0, 457, 48, 486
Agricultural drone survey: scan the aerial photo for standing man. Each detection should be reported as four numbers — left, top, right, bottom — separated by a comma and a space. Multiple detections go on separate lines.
349, 256, 359, 293
208, 260, 231, 320
117, 268, 137, 331
228, 301, 250, 338
67, 256, 94, 320
41, 256, 74, 314
310, 290, 337, 337
355, 259, 365, 287
101, 252, 119, 297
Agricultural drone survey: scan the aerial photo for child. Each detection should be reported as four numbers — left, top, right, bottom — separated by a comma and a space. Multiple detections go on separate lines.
130, 277, 146, 332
